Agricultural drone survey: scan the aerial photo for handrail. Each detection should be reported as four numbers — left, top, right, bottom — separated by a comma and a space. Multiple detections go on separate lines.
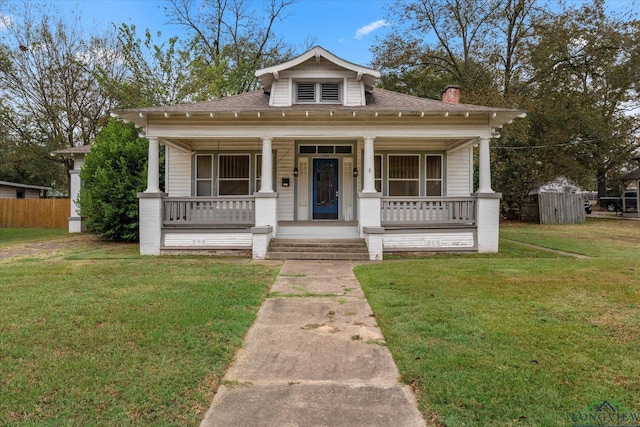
163, 196, 255, 227
381, 197, 476, 226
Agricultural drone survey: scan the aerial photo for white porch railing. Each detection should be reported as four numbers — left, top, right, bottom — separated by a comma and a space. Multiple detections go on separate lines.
163, 197, 255, 227
381, 197, 476, 226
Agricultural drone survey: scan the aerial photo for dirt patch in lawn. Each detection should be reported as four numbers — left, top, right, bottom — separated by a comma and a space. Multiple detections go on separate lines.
0, 234, 113, 259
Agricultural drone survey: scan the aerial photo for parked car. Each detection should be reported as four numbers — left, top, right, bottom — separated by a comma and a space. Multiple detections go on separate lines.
598, 190, 638, 212
584, 200, 592, 214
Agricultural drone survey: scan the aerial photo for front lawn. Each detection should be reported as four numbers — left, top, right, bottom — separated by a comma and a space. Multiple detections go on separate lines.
0, 245, 279, 425
355, 218, 640, 426
0, 228, 68, 246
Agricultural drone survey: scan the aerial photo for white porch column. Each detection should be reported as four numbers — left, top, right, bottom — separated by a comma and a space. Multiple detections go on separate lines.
68, 154, 85, 233
253, 137, 277, 255
362, 136, 376, 192
359, 136, 383, 259
146, 137, 160, 193
478, 137, 493, 193
259, 137, 273, 193
138, 136, 164, 255
475, 136, 501, 253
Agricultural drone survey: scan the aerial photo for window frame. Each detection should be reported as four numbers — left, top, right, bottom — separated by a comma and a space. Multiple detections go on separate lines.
387, 154, 421, 197
294, 81, 342, 104
195, 154, 214, 196
425, 154, 443, 197
217, 153, 251, 196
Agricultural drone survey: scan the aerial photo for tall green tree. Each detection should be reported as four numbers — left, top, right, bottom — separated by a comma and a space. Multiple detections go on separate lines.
374, 0, 639, 213
0, 2, 122, 192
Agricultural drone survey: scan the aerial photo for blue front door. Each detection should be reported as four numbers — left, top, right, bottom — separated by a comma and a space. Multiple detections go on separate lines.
313, 158, 339, 219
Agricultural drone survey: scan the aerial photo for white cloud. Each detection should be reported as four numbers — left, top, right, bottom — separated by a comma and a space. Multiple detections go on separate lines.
0, 13, 13, 31
354, 19, 389, 40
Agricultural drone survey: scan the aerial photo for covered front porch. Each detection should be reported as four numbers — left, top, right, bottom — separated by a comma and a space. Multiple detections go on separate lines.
138, 135, 500, 260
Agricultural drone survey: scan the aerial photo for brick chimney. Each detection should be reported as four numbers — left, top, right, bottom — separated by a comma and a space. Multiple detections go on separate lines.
442, 85, 460, 104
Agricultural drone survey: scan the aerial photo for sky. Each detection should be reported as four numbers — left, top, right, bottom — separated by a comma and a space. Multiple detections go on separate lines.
28, 0, 393, 66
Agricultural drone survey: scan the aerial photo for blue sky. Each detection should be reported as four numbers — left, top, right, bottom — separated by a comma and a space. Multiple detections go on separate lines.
38, 0, 392, 66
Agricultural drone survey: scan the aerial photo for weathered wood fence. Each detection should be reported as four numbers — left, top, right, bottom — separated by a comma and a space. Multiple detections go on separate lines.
0, 199, 70, 228
522, 193, 585, 224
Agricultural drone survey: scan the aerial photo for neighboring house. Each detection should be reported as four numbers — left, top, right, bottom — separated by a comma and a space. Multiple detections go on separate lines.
113, 46, 525, 260
0, 181, 51, 199
51, 145, 91, 233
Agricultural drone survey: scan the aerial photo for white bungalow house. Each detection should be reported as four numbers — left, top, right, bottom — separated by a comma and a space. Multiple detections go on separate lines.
113, 46, 525, 260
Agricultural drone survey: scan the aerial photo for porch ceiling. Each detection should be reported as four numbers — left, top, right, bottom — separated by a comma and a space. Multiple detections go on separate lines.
160, 136, 475, 153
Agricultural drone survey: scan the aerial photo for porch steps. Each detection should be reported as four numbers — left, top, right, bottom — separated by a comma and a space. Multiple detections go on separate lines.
266, 238, 369, 260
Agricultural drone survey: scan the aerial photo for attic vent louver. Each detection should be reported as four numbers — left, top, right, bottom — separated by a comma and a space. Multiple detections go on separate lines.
296, 83, 315, 102
321, 83, 340, 102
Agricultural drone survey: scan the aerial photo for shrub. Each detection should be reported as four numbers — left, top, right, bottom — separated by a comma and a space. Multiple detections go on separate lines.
78, 118, 149, 241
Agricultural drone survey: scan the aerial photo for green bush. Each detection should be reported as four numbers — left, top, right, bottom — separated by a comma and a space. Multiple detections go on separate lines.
78, 118, 148, 242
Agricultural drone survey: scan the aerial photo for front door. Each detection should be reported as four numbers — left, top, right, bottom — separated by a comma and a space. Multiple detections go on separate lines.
313, 158, 338, 219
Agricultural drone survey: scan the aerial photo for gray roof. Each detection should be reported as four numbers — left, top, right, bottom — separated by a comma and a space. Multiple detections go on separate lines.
51, 145, 91, 156
114, 88, 523, 115
620, 168, 640, 181
0, 181, 52, 191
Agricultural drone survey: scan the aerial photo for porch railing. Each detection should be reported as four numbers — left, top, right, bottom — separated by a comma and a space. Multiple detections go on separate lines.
381, 197, 476, 226
163, 197, 255, 227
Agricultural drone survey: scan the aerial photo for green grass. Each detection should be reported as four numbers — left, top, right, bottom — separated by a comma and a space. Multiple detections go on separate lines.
355, 218, 640, 426
0, 245, 280, 425
0, 228, 68, 246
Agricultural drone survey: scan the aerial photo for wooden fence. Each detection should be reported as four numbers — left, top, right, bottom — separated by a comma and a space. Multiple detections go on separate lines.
0, 199, 70, 228
521, 193, 585, 224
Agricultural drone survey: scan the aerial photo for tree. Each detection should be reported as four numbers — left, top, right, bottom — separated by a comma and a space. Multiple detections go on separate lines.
374, 0, 640, 214
0, 2, 123, 192
78, 118, 149, 242
164, 0, 296, 99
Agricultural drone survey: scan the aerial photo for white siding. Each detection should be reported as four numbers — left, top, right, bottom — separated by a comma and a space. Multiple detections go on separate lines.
270, 78, 291, 107
166, 146, 192, 196
446, 147, 473, 196
297, 157, 309, 220
275, 141, 295, 220
163, 232, 252, 248
342, 157, 354, 220
383, 231, 475, 250
345, 78, 364, 106
0, 185, 16, 198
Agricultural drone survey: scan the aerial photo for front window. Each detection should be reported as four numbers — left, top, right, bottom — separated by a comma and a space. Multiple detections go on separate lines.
218, 155, 250, 195
195, 155, 213, 196
388, 155, 420, 196
374, 155, 382, 192
425, 155, 443, 196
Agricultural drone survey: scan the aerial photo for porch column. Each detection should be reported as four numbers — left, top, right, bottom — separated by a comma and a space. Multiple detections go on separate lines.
478, 137, 493, 193
146, 137, 160, 193
259, 137, 273, 193
138, 136, 164, 255
475, 136, 501, 253
254, 137, 277, 254
359, 136, 382, 259
362, 136, 376, 192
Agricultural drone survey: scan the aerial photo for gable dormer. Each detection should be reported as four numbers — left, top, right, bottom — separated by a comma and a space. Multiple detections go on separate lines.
255, 46, 380, 108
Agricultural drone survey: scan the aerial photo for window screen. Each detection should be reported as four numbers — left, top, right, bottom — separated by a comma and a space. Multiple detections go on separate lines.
388, 155, 419, 196
219, 155, 250, 195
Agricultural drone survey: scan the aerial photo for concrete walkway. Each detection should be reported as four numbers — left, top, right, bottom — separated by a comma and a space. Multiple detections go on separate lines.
200, 260, 426, 427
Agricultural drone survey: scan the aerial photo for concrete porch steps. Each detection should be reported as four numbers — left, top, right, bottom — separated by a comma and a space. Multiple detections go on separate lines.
266, 238, 369, 260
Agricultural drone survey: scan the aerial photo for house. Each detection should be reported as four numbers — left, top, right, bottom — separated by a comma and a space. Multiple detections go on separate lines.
112, 46, 525, 260
619, 155, 640, 214
50, 145, 91, 233
0, 181, 51, 199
